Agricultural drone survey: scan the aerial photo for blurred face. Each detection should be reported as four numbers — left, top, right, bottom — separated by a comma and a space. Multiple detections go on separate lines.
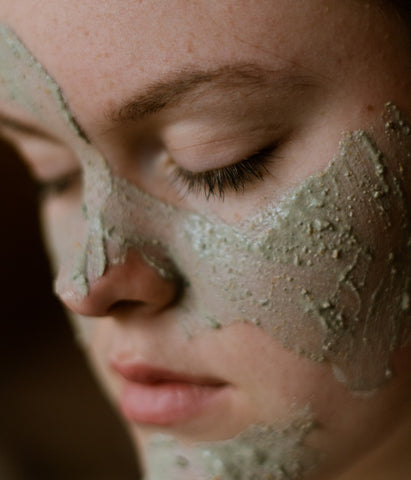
1, 1, 411, 479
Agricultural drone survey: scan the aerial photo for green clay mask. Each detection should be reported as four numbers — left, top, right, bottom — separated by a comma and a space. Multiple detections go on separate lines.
2, 22, 411, 480
0, 25, 410, 396
146, 407, 318, 480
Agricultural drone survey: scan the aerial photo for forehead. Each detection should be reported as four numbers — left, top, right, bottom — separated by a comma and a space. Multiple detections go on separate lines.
0, 0, 406, 131
0, 1, 315, 83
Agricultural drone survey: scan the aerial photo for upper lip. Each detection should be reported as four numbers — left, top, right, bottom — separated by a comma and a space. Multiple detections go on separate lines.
110, 359, 226, 386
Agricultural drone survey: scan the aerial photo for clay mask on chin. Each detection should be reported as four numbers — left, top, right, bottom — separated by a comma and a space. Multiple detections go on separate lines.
0, 24, 410, 398
145, 406, 318, 480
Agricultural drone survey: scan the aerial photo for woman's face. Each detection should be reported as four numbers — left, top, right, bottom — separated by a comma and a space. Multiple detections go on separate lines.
1, 0, 411, 478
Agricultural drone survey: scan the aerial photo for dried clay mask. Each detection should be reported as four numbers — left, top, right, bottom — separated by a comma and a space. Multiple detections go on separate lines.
1, 23, 411, 480
146, 406, 317, 480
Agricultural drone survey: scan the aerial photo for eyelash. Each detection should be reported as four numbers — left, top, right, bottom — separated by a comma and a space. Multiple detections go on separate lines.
35, 170, 82, 200
35, 142, 277, 201
171, 142, 277, 200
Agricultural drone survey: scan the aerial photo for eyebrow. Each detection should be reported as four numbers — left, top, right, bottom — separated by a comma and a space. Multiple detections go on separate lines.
108, 63, 317, 124
0, 64, 317, 140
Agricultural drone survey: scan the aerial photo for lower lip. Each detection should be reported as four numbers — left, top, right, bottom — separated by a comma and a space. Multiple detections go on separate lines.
119, 380, 227, 425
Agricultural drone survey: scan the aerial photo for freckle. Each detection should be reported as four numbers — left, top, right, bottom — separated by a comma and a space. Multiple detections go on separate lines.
186, 41, 194, 55
366, 104, 375, 112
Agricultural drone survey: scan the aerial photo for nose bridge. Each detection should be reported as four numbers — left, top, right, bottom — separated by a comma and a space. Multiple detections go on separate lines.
55, 150, 182, 304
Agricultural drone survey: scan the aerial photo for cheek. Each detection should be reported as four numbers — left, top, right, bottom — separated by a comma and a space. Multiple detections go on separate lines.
177, 103, 411, 392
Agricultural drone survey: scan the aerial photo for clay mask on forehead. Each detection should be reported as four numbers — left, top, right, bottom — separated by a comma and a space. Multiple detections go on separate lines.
1, 25, 410, 395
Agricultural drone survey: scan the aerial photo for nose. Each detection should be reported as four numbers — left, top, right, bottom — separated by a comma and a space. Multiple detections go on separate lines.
56, 248, 182, 317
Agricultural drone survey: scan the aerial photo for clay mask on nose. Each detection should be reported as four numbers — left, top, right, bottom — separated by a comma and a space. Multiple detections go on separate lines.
0, 24, 410, 394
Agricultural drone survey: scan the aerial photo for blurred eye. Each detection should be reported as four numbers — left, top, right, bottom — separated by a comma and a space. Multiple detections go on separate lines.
0, 113, 82, 201
35, 169, 82, 200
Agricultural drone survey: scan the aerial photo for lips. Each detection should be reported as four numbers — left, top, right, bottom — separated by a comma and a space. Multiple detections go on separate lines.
110, 360, 229, 425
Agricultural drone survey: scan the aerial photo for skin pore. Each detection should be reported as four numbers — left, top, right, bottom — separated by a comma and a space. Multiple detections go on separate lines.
0, 1, 411, 479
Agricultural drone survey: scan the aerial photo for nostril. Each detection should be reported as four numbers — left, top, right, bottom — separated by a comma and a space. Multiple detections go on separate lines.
56, 248, 187, 318
108, 300, 145, 316
106, 278, 185, 317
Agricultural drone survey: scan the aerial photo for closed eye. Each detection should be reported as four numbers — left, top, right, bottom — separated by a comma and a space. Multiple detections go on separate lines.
35, 169, 82, 200
170, 142, 277, 200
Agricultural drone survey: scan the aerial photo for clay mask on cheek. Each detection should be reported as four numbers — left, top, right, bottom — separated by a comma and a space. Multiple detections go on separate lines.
49, 112, 411, 394
0, 23, 410, 399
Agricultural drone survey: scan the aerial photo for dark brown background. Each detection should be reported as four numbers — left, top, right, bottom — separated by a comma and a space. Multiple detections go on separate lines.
0, 139, 140, 479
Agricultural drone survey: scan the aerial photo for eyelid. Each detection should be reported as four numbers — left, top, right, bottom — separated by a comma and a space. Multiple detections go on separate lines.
0, 113, 62, 150
2, 133, 83, 200
2, 132, 81, 182
170, 142, 277, 200
35, 169, 82, 200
